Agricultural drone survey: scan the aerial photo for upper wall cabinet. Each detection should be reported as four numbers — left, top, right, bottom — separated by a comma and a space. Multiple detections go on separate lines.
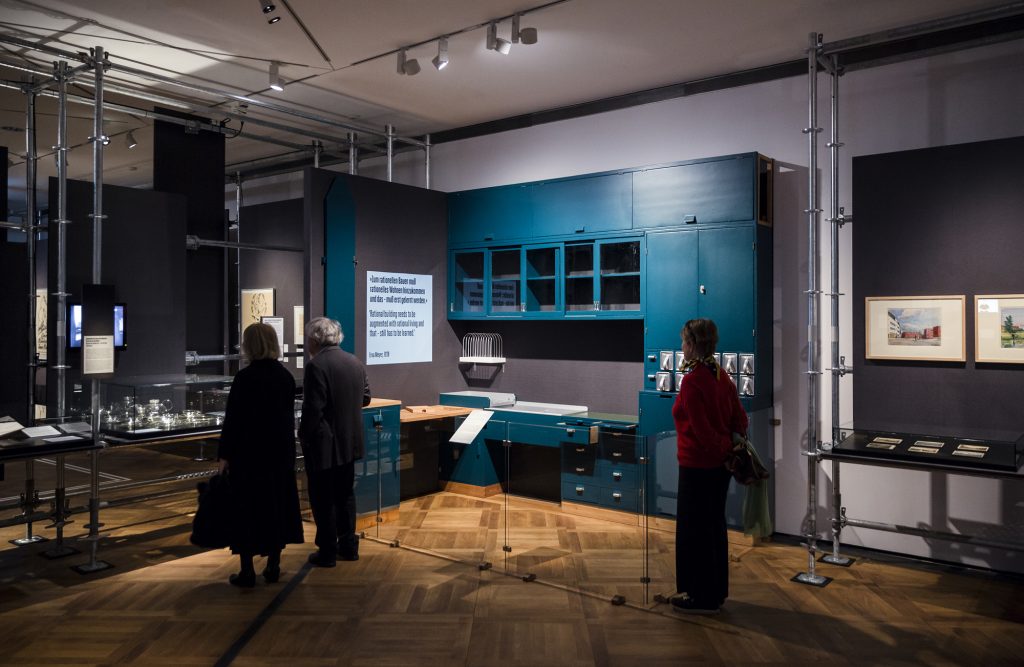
632, 154, 758, 228
532, 173, 633, 238
448, 184, 534, 245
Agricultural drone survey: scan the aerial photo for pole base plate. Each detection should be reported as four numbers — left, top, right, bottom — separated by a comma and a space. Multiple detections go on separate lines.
10, 535, 49, 546
72, 560, 113, 575
820, 554, 855, 567
41, 545, 80, 559
791, 572, 832, 587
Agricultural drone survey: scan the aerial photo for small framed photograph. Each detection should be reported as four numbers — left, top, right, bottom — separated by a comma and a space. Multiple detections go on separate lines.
975, 294, 1024, 364
241, 288, 275, 333
865, 295, 966, 362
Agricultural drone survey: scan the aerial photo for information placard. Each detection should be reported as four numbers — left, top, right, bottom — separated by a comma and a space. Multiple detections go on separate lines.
366, 271, 432, 365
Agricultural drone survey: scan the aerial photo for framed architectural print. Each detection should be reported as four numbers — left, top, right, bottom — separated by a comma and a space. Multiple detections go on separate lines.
241, 288, 275, 333
865, 295, 966, 362
975, 294, 1024, 364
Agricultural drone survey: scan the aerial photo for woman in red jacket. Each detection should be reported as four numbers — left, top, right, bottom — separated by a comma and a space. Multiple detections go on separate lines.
671, 318, 748, 614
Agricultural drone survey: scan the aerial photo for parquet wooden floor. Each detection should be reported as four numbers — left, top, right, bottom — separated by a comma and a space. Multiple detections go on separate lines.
0, 489, 1021, 665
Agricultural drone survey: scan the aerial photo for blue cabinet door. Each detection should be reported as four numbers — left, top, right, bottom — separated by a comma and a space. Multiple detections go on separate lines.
698, 226, 755, 354
644, 229, 698, 351
449, 250, 486, 318
448, 184, 534, 246
532, 172, 632, 237
524, 243, 562, 318
633, 155, 756, 229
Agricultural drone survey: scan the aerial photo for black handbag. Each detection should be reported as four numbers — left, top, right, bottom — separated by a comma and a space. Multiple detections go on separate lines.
724, 435, 770, 486
190, 472, 234, 549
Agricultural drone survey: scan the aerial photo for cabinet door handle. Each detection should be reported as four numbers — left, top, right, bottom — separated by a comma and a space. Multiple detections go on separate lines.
575, 467, 585, 473
575, 486, 585, 495
612, 492, 622, 501
612, 472, 622, 481
700, 285, 707, 295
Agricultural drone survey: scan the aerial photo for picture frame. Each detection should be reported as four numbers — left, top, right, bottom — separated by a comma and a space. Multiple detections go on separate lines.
865, 295, 965, 362
241, 288, 275, 333
975, 294, 1024, 364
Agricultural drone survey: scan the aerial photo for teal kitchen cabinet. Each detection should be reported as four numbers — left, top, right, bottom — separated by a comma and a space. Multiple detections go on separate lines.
632, 154, 759, 228
532, 172, 632, 237
448, 184, 534, 246
449, 250, 486, 319
488, 247, 523, 317
697, 225, 755, 354
644, 228, 699, 351
564, 237, 644, 319
524, 244, 562, 317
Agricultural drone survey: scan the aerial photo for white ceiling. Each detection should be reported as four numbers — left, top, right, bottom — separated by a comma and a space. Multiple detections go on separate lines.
0, 0, 1014, 211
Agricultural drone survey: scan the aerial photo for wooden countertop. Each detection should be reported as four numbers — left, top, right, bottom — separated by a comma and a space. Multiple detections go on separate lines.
366, 398, 402, 409
399, 404, 475, 423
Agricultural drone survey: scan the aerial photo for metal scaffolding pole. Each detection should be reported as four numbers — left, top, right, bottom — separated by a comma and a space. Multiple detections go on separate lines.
821, 54, 854, 568
425, 134, 432, 190
11, 83, 47, 547
53, 61, 70, 421
235, 174, 243, 354
386, 124, 394, 182
348, 133, 358, 175
78, 46, 113, 574
794, 32, 830, 588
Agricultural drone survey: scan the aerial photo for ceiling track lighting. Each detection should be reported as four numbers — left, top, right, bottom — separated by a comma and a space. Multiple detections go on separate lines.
432, 37, 449, 71
269, 61, 284, 91
126, 130, 137, 149
512, 13, 538, 45
397, 48, 420, 76
486, 22, 511, 55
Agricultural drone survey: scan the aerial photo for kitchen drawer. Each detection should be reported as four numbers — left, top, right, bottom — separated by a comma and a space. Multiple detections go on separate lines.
479, 418, 508, 441
562, 480, 601, 505
599, 435, 638, 464
562, 442, 597, 478
507, 422, 562, 447
600, 486, 638, 513
597, 463, 637, 489
559, 423, 599, 445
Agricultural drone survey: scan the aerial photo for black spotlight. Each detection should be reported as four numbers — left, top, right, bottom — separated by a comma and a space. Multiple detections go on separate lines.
268, 15, 281, 24
259, 1, 276, 14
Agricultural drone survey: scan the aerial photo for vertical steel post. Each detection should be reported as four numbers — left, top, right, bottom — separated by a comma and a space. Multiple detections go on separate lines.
78, 46, 112, 573
313, 140, 322, 169
54, 61, 70, 421
348, 132, 358, 175
13, 85, 47, 546
385, 124, 394, 183
235, 173, 242, 353
424, 134, 431, 190
822, 54, 854, 567
794, 32, 829, 587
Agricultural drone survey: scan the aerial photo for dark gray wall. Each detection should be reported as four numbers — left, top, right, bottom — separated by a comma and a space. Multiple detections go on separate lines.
46, 178, 187, 411
239, 198, 304, 379
306, 169, 644, 414
852, 136, 1024, 440
0, 145, 30, 422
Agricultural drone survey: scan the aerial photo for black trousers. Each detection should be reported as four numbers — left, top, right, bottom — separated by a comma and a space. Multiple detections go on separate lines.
306, 462, 356, 556
676, 465, 732, 604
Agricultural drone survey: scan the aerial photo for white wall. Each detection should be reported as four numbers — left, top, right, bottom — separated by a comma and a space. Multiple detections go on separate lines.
243, 38, 1024, 573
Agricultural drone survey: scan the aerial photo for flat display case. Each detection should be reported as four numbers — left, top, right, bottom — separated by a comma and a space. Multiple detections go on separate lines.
97, 374, 234, 440
830, 428, 1024, 475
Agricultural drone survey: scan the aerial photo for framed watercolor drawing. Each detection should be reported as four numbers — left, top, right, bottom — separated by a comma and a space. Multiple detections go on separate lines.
865, 295, 965, 362
975, 294, 1024, 363
241, 288, 275, 333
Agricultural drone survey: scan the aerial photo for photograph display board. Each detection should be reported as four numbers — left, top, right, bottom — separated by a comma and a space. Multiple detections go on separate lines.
865, 295, 966, 362
241, 288, 275, 333
366, 270, 432, 365
976, 294, 1024, 363
35, 288, 47, 360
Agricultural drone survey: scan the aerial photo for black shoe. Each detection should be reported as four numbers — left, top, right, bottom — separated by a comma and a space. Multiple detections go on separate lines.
307, 551, 336, 568
262, 565, 281, 583
229, 571, 256, 588
670, 597, 720, 615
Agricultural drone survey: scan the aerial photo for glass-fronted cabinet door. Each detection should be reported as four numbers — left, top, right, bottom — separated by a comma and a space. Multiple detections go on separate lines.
524, 244, 561, 317
450, 250, 486, 317
597, 238, 642, 317
489, 247, 522, 316
564, 241, 597, 316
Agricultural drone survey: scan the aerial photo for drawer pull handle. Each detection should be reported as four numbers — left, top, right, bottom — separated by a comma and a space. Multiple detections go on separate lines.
575, 486, 584, 495
566, 428, 575, 435
575, 447, 585, 453
575, 467, 585, 473
612, 492, 622, 501
612, 452, 622, 457
612, 472, 622, 481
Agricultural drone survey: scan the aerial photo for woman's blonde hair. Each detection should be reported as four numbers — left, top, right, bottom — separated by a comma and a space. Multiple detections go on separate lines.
681, 318, 719, 359
242, 322, 281, 361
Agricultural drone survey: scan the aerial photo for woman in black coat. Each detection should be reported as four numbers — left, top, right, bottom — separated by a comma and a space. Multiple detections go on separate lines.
217, 323, 304, 587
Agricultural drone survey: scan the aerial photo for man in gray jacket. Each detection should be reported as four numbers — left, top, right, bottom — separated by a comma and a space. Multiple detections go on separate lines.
299, 317, 371, 566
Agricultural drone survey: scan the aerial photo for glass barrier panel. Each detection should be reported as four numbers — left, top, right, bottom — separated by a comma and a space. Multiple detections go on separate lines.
643, 429, 679, 607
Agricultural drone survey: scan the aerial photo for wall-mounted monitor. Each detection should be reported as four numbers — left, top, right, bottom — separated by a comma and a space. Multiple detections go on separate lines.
68, 302, 126, 350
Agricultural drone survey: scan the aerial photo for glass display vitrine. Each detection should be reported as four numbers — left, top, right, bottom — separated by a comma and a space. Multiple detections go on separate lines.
599, 239, 641, 312
565, 242, 595, 312
97, 374, 234, 439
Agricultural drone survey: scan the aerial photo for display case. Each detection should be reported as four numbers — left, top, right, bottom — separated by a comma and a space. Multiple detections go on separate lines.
96, 374, 234, 440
